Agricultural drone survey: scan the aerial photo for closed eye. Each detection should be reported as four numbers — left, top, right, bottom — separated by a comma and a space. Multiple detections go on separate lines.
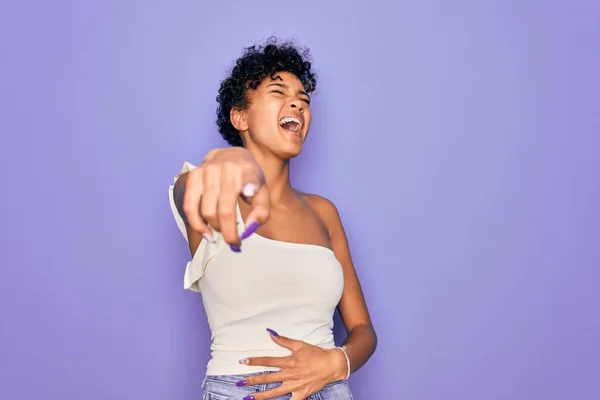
270, 90, 311, 105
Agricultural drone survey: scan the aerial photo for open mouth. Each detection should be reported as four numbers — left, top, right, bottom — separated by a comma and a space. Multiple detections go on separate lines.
279, 116, 303, 135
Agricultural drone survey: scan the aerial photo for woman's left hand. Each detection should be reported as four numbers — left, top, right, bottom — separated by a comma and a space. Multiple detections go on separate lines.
237, 330, 348, 400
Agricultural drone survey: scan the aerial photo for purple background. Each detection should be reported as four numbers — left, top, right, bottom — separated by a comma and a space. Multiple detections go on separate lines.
1, 1, 599, 399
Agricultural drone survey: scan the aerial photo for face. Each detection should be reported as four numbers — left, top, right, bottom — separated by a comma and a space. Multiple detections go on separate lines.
231, 71, 312, 159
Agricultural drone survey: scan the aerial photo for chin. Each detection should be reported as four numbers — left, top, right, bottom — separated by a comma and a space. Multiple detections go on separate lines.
278, 144, 303, 160
275, 130, 305, 159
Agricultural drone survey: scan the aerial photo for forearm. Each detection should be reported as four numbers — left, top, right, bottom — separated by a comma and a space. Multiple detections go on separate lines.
342, 324, 377, 375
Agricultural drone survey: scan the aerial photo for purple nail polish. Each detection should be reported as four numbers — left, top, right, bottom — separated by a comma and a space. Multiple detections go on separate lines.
236, 380, 247, 387
230, 244, 241, 252
266, 328, 279, 337
243, 396, 255, 400
240, 221, 259, 240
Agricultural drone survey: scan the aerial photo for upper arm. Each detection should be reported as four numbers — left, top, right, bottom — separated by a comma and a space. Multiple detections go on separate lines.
308, 195, 374, 332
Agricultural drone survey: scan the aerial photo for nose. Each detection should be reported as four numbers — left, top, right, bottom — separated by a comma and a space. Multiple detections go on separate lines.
289, 98, 304, 112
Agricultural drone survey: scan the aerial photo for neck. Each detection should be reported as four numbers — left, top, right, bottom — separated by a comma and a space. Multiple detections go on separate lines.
250, 150, 294, 204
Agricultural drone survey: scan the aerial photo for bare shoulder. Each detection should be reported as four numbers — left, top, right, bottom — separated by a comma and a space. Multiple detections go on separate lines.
302, 192, 338, 214
298, 191, 344, 236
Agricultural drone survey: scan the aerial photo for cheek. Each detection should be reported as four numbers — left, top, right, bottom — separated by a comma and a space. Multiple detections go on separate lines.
250, 99, 280, 123
304, 112, 313, 130
247, 105, 280, 137
265, 99, 284, 117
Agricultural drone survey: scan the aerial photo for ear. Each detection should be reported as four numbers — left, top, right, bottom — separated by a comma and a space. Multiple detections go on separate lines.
230, 107, 248, 132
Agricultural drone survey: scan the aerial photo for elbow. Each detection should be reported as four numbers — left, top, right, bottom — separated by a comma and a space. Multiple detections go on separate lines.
352, 323, 378, 355
369, 325, 378, 355
173, 174, 189, 222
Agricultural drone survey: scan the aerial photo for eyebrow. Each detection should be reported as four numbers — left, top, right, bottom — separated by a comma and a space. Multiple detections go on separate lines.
266, 82, 310, 99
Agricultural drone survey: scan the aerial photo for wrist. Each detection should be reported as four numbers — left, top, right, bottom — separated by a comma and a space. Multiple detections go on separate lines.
329, 346, 350, 381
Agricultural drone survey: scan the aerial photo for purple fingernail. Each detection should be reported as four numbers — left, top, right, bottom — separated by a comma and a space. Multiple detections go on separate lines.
240, 221, 259, 240
266, 328, 279, 337
243, 396, 255, 400
236, 380, 247, 387
230, 244, 241, 252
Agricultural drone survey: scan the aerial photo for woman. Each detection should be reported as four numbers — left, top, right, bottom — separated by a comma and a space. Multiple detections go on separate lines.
169, 37, 377, 400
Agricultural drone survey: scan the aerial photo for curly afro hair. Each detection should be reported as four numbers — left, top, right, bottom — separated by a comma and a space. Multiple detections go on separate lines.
216, 37, 317, 147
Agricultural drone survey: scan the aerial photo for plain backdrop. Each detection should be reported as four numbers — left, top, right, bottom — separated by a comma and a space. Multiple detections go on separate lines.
1, 1, 599, 399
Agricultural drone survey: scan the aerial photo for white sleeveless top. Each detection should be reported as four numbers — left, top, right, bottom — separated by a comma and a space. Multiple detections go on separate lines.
168, 162, 345, 376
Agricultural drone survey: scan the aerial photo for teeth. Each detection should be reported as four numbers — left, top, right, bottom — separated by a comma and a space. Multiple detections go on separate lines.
279, 116, 302, 127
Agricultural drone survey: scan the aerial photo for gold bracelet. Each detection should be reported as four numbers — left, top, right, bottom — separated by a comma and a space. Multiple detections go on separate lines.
335, 345, 351, 380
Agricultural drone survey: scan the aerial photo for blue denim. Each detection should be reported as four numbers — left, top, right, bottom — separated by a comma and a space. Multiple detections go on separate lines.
201, 371, 353, 400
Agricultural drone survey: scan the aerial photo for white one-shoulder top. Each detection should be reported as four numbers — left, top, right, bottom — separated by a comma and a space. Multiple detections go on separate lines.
168, 162, 345, 376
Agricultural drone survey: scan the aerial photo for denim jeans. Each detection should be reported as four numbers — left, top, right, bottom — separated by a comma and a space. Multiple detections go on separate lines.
201, 371, 353, 400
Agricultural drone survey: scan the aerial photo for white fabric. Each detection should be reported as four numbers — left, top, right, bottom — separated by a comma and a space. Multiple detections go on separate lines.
168, 162, 345, 375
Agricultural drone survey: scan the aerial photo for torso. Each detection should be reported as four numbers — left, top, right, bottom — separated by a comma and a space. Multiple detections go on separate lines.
193, 191, 344, 376
169, 165, 349, 377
